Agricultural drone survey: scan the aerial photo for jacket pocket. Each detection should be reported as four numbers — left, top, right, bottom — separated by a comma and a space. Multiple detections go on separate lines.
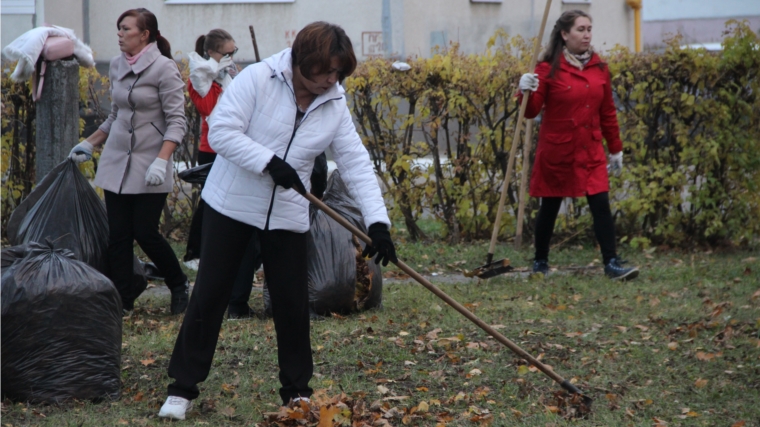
150, 122, 165, 137
540, 132, 574, 166
592, 130, 603, 141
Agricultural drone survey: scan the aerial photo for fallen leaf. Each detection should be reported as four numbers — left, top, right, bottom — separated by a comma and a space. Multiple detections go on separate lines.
133, 391, 144, 402
668, 342, 678, 350
694, 378, 708, 388
219, 406, 235, 418
731, 421, 746, 427
140, 359, 155, 366
468, 368, 482, 376
377, 385, 389, 395
318, 406, 340, 427
417, 401, 429, 413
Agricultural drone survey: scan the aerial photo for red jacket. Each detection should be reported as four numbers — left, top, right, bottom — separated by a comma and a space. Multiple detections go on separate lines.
187, 80, 223, 153
522, 53, 622, 198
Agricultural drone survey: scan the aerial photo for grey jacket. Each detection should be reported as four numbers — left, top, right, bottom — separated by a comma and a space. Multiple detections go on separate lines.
94, 43, 186, 194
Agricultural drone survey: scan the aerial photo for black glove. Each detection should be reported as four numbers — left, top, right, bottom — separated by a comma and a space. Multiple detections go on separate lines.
361, 223, 398, 266
267, 155, 306, 194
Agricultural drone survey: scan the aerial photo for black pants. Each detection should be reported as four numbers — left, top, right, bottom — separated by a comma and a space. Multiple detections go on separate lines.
534, 192, 617, 264
168, 204, 312, 404
184, 151, 260, 309
104, 191, 188, 309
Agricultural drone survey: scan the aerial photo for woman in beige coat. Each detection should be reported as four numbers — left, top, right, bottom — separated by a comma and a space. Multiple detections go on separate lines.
70, 8, 189, 314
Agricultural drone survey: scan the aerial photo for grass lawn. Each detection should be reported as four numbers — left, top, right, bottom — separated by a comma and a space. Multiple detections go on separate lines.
2, 232, 759, 426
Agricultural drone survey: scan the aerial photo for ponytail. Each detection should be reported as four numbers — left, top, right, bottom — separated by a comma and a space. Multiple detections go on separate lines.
155, 34, 172, 60
195, 35, 207, 57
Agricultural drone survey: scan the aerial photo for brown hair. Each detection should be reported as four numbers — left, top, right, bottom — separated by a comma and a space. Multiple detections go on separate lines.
291, 21, 356, 83
117, 8, 172, 59
195, 29, 234, 59
541, 10, 596, 77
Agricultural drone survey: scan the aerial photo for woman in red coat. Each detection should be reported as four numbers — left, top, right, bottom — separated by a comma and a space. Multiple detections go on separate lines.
519, 10, 638, 280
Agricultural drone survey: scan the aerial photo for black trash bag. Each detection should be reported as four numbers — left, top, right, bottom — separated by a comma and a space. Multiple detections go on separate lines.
6, 160, 109, 274
178, 162, 212, 185
264, 170, 383, 316
6, 160, 148, 297
1, 241, 122, 403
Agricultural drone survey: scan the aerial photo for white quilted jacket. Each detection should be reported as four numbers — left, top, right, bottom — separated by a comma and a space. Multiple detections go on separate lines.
203, 48, 390, 232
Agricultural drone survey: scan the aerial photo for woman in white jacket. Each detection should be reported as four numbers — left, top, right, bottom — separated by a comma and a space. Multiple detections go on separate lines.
159, 22, 397, 420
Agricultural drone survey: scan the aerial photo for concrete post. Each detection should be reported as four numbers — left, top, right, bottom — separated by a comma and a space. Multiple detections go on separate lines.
35, 58, 79, 182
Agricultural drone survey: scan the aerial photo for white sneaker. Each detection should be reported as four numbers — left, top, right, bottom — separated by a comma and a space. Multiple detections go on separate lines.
183, 259, 200, 271
158, 396, 193, 420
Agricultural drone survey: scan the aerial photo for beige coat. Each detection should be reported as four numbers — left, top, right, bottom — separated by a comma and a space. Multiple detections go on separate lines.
94, 43, 186, 194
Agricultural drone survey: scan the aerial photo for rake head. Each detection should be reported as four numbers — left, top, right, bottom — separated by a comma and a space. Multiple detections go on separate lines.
465, 258, 514, 279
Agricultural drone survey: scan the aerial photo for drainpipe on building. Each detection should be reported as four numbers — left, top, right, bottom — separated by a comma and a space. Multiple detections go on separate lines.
625, 0, 642, 52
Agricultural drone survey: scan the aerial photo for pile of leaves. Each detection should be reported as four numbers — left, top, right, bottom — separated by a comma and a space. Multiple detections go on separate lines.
259, 389, 503, 427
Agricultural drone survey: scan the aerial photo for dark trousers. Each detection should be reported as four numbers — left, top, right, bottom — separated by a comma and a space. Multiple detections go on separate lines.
534, 192, 617, 264
104, 191, 188, 309
168, 204, 313, 404
184, 151, 260, 309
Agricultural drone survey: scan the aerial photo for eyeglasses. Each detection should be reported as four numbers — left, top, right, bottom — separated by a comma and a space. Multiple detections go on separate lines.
217, 47, 238, 57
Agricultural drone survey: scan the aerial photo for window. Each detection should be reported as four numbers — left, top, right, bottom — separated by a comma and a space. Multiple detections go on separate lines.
165, 0, 293, 4
1, 0, 35, 14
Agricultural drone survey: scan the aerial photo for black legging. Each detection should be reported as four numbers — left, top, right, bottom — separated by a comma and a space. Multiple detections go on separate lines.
534, 192, 617, 264
104, 191, 188, 310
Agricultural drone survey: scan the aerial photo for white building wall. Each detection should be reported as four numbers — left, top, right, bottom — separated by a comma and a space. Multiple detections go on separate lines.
3, 0, 634, 64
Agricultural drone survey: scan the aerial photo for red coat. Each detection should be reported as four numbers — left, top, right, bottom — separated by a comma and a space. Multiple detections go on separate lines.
187, 80, 223, 153
522, 53, 623, 198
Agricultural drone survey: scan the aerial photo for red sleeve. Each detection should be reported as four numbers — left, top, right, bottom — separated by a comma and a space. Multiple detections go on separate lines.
600, 67, 623, 154
188, 80, 223, 117
516, 61, 551, 119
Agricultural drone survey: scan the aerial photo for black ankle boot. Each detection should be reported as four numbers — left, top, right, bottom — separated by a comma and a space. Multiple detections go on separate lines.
533, 259, 550, 274
170, 281, 190, 315
604, 258, 639, 281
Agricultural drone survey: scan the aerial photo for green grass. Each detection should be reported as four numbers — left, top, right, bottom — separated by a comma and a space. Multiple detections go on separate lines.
3, 237, 759, 426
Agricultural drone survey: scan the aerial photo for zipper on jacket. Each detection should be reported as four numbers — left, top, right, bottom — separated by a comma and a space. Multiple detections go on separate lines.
263, 73, 341, 230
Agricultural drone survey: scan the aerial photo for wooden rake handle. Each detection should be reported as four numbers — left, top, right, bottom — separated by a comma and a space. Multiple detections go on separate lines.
302, 191, 568, 386
487, 0, 553, 260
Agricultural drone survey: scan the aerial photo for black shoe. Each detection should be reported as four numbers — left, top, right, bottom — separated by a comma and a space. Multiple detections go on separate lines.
227, 305, 256, 319
170, 281, 190, 315
533, 259, 550, 275
605, 258, 639, 281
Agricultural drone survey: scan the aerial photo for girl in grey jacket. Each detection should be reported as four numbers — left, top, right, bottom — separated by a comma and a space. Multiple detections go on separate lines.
69, 8, 189, 314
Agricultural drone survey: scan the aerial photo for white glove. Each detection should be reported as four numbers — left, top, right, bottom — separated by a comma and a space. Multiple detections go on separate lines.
216, 55, 233, 71
608, 151, 623, 177
145, 158, 168, 186
215, 56, 234, 87
69, 140, 94, 164
519, 73, 539, 93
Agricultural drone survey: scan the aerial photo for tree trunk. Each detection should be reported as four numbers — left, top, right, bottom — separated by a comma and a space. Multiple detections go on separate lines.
35, 58, 79, 182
